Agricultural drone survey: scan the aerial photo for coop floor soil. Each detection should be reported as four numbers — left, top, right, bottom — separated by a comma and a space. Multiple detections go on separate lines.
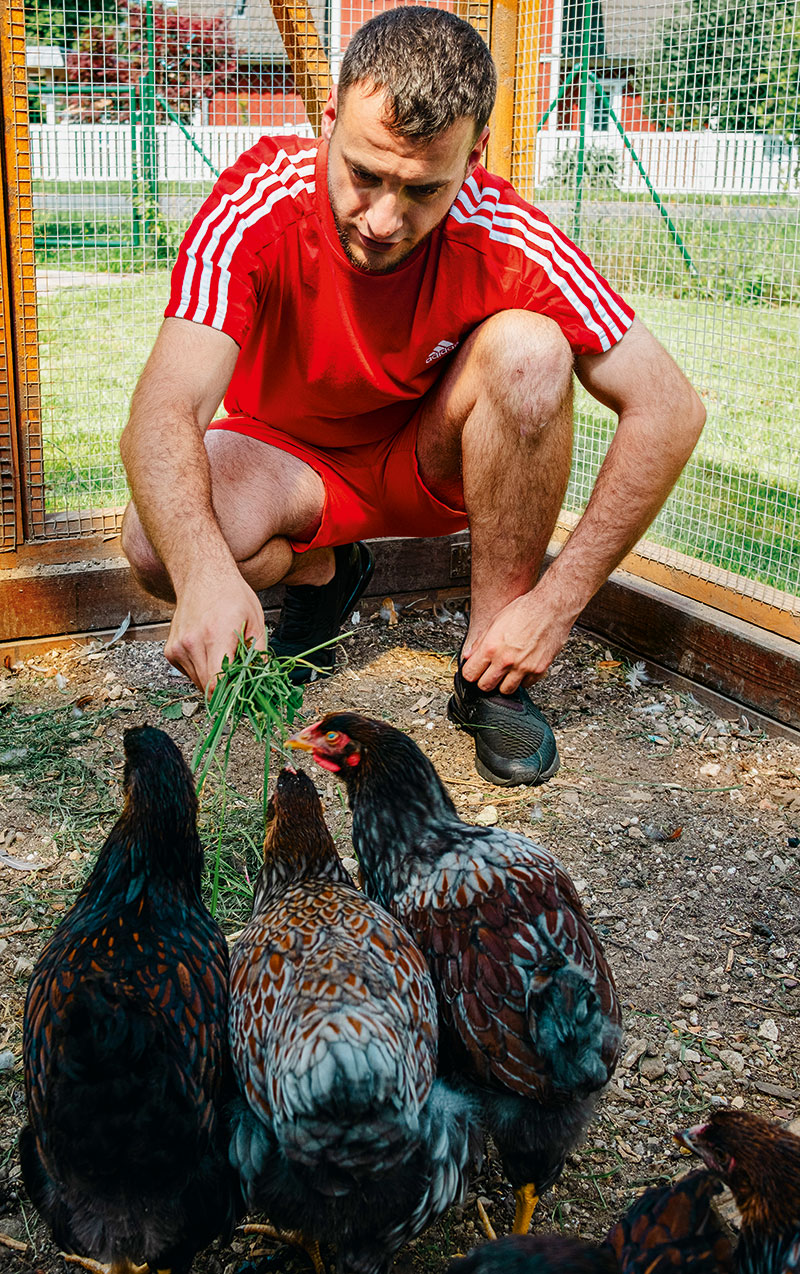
0, 605, 798, 1274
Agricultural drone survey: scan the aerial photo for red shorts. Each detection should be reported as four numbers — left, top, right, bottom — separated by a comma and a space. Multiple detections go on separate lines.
208, 412, 468, 552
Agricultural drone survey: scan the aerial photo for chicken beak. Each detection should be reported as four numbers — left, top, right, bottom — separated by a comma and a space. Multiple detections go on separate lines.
675, 1123, 710, 1159
287, 725, 318, 753
674, 1129, 696, 1156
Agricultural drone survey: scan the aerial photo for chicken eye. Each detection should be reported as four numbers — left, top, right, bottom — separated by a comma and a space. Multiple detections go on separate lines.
325, 731, 339, 744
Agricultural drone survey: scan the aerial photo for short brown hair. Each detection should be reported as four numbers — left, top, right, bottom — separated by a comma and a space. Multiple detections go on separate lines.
337, 6, 497, 141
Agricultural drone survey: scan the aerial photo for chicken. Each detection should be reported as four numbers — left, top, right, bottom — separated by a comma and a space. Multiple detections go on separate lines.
679, 1107, 800, 1274
604, 1168, 734, 1273
20, 726, 235, 1274
450, 1234, 617, 1274
228, 764, 477, 1274
290, 712, 622, 1235
448, 1168, 733, 1274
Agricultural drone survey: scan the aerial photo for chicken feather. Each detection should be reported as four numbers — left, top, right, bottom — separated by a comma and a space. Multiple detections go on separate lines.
20, 726, 235, 1274
291, 712, 622, 1230
680, 1107, 800, 1274
228, 765, 477, 1274
448, 1166, 734, 1273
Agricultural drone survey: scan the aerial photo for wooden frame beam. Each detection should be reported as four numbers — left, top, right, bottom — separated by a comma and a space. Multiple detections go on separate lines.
270, 0, 331, 135
3, 532, 799, 734
554, 514, 800, 644
488, 0, 519, 178
0, 0, 43, 546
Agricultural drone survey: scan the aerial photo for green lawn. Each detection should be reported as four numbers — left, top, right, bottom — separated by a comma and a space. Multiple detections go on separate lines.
568, 293, 800, 594
38, 272, 169, 510
36, 274, 800, 596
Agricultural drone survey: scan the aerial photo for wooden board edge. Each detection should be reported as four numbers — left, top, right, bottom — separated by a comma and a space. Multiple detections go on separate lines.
3, 532, 800, 735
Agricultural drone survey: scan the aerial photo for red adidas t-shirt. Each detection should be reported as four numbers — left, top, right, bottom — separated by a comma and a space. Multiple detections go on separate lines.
166, 136, 635, 447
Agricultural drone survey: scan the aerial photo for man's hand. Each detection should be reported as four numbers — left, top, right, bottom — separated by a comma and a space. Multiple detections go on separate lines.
164, 569, 267, 694
463, 319, 705, 696
460, 578, 576, 695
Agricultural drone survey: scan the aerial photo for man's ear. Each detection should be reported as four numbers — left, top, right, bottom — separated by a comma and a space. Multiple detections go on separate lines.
466, 124, 490, 178
321, 85, 338, 142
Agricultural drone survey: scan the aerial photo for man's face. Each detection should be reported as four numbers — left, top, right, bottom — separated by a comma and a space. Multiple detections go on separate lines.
322, 82, 489, 274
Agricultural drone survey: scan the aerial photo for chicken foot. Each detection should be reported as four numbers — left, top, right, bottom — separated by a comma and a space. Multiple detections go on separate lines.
476, 1199, 497, 1242
512, 1183, 540, 1234
61, 1257, 149, 1274
243, 1223, 324, 1274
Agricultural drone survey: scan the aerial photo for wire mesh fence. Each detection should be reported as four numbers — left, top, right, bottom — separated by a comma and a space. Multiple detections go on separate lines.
11, 0, 800, 618
516, 0, 800, 610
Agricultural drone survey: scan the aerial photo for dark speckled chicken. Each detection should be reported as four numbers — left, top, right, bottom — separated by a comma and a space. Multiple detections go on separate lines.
604, 1168, 734, 1274
20, 726, 235, 1274
291, 712, 622, 1235
447, 1168, 733, 1274
228, 765, 476, 1274
680, 1107, 800, 1274
450, 1235, 617, 1274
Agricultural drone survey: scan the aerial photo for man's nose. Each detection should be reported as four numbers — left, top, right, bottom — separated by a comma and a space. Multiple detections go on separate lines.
365, 191, 403, 239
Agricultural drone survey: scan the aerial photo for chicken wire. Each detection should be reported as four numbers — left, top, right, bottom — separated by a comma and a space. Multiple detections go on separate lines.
14, 0, 800, 617
515, 0, 800, 610
20, 0, 488, 539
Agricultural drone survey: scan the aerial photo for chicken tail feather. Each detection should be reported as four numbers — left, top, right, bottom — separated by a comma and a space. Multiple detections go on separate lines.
273, 1034, 422, 1182
528, 969, 620, 1096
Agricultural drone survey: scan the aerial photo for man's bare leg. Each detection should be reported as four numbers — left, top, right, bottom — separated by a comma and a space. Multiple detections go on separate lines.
122, 430, 373, 684
415, 309, 573, 786
121, 431, 332, 602
416, 309, 574, 652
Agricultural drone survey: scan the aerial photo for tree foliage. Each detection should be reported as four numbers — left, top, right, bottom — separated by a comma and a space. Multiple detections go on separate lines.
25, 0, 117, 49
64, 1, 237, 122
637, 0, 800, 137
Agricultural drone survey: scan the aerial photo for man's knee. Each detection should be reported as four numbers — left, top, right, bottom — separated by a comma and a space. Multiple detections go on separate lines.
470, 310, 573, 426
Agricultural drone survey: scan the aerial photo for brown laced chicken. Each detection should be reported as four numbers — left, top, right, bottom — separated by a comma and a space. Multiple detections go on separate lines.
20, 726, 235, 1274
448, 1167, 734, 1274
228, 765, 476, 1274
679, 1107, 800, 1274
290, 712, 622, 1236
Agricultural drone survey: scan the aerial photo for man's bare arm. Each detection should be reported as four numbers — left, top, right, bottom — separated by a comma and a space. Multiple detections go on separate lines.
462, 318, 706, 692
120, 316, 266, 690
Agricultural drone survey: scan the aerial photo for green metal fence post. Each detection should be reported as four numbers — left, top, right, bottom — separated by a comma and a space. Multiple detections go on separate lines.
129, 84, 141, 250
572, 0, 592, 243
589, 73, 700, 280
139, 0, 159, 254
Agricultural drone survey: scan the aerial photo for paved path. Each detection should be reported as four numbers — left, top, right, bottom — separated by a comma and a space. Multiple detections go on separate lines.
36, 268, 137, 296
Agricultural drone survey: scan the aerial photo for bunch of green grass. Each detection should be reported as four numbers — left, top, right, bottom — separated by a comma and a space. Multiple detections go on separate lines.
192, 630, 350, 914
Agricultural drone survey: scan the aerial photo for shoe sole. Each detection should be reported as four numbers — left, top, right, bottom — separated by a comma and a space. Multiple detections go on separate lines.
447, 695, 560, 788
474, 752, 560, 787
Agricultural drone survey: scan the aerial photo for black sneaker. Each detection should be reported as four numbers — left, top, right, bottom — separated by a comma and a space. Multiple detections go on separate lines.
447, 663, 559, 787
269, 542, 374, 684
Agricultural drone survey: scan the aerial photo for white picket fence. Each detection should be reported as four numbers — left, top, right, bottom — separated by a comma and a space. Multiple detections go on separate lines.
30, 123, 313, 184
534, 130, 798, 195
30, 122, 799, 194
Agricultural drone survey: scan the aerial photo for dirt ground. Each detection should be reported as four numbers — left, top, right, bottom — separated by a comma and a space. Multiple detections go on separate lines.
1, 601, 799, 1274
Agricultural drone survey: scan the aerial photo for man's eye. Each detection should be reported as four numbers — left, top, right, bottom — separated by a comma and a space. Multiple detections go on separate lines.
351, 167, 375, 183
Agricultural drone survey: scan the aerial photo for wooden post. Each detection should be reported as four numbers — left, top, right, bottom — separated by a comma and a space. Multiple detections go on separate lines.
271, 0, 332, 136
0, 0, 43, 548
512, 0, 542, 198
0, 161, 21, 551
487, 0, 520, 180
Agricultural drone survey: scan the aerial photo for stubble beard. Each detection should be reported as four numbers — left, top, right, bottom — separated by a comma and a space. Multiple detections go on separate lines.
330, 202, 418, 275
